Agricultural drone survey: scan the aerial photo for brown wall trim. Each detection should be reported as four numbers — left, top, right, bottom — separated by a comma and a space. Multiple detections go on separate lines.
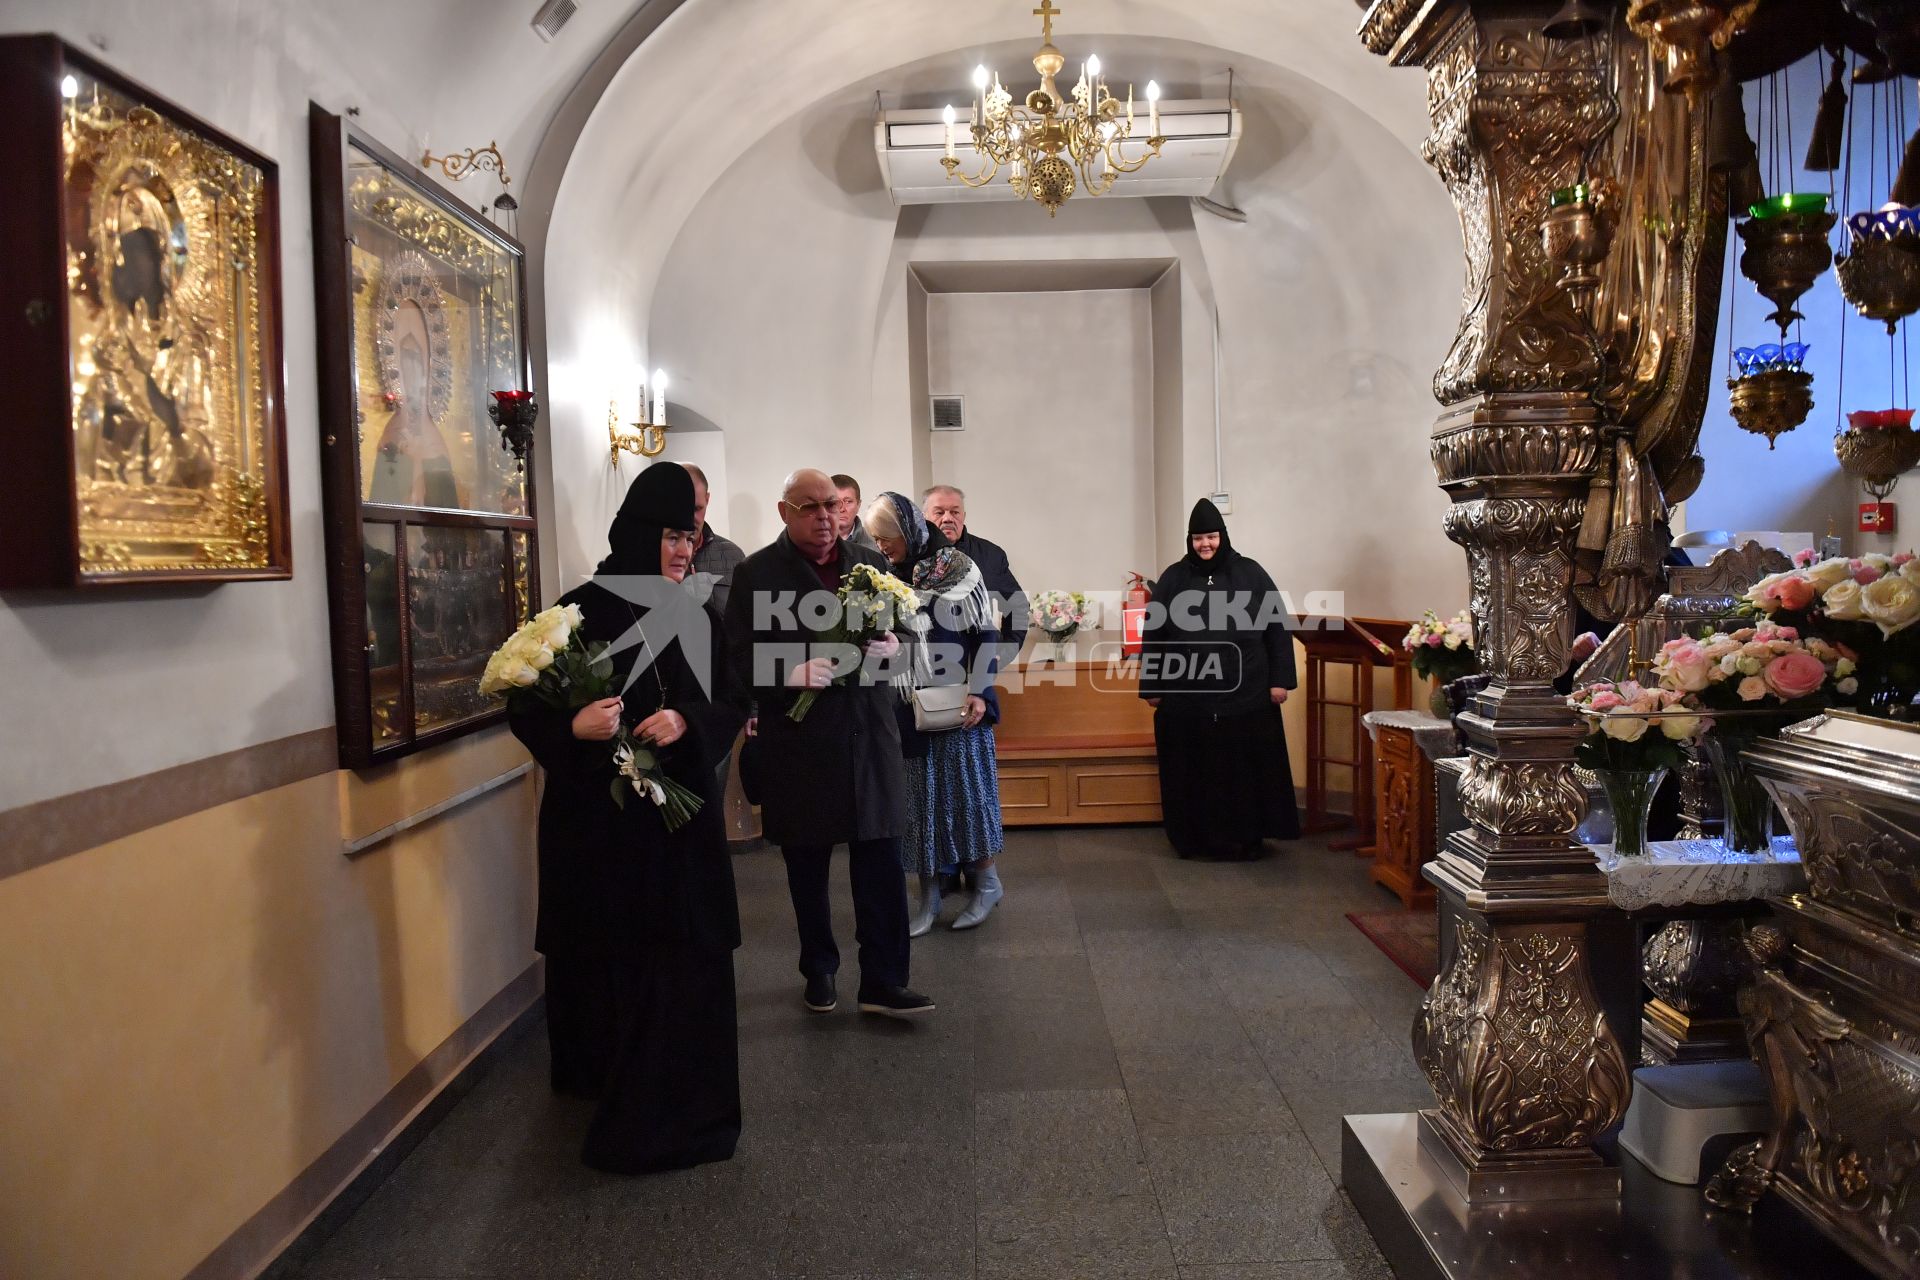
0, 727, 337, 882
185, 959, 544, 1280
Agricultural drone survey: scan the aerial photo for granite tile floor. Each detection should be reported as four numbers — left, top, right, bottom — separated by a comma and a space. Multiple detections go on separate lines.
290, 827, 1434, 1280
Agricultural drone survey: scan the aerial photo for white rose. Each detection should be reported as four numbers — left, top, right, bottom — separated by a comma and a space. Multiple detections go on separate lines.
1836, 657, 1857, 678
1838, 677, 1860, 696
1600, 712, 1650, 743
1804, 557, 1854, 591
1901, 560, 1920, 590
560, 602, 585, 629
1736, 656, 1764, 676
500, 657, 537, 687
1862, 575, 1920, 637
527, 644, 556, 671
1659, 713, 1702, 741
1862, 553, 1896, 573
1824, 579, 1867, 621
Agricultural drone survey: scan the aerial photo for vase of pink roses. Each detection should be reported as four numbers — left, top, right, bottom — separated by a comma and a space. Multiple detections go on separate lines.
1741, 548, 1914, 716
1567, 680, 1709, 858
1649, 621, 1848, 853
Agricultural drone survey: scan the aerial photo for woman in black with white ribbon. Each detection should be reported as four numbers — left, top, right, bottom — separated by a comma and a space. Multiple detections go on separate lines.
507, 462, 749, 1173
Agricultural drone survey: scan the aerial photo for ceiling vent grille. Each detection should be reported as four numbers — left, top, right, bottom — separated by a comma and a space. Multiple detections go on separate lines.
530, 0, 578, 42
930, 395, 965, 431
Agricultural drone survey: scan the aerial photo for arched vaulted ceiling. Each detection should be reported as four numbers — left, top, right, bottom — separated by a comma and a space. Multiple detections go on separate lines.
535, 0, 1433, 349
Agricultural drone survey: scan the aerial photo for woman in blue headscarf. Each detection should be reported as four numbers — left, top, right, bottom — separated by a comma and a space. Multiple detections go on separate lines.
861, 491, 1006, 933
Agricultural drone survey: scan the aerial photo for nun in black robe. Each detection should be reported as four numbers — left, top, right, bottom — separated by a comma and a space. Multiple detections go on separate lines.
507, 462, 749, 1174
1140, 499, 1301, 860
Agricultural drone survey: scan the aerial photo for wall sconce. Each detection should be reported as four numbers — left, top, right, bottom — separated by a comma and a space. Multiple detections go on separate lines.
609, 370, 670, 465
487, 390, 538, 471
420, 140, 516, 219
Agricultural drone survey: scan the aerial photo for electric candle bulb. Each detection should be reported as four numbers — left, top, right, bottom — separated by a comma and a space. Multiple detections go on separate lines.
1087, 54, 1101, 105
974, 64, 990, 90
1146, 80, 1161, 136
942, 103, 956, 158
652, 370, 668, 426
637, 372, 647, 421
60, 74, 78, 98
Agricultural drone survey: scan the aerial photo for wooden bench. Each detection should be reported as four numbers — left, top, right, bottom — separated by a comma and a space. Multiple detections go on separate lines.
993, 660, 1161, 826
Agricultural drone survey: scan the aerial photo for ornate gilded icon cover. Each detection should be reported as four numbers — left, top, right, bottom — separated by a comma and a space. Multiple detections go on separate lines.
60, 56, 290, 581
311, 104, 537, 767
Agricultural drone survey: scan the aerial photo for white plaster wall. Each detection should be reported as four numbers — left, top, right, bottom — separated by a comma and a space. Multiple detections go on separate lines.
926, 290, 1157, 594
640, 62, 1466, 633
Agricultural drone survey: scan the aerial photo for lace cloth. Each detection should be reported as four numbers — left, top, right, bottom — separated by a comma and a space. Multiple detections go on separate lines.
1590, 837, 1804, 910
1361, 710, 1455, 762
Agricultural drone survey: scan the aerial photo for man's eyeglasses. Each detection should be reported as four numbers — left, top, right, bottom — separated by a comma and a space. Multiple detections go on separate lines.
785, 499, 836, 517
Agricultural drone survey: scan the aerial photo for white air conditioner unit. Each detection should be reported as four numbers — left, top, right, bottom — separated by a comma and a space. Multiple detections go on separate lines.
874, 99, 1241, 205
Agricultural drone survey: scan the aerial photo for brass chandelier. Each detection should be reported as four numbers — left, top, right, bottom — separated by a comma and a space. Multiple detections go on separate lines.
940, 1, 1165, 216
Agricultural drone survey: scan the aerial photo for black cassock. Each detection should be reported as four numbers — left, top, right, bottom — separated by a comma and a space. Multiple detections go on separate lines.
1140, 543, 1301, 860
508, 579, 748, 1174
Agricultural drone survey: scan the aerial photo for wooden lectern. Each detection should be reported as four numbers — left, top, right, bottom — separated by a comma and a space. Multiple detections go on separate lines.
1298, 617, 1415, 848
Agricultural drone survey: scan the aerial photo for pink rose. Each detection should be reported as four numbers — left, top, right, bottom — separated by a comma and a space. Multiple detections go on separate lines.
1589, 690, 1624, 711
1425, 633, 1444, 647
1762, 651, 1828, 701
1854, 561, 1884, 585
1775, 577, 1817, 611
1772, 626, 1799, 641
1897, 552, 1915, 567
1737, 675, 1769, 702
1661, 641, 1713, 693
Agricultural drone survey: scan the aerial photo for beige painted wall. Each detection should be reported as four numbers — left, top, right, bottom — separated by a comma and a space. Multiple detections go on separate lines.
0, 730, 537, 1280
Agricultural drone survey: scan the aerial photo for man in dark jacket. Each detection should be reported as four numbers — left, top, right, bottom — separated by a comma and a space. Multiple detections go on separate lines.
683, 463, 745, 617
724, 468, 934, 1019
923, 485, 1027, 658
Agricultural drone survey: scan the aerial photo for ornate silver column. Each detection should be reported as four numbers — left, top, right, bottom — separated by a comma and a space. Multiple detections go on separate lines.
1362, 0, 1726, 1200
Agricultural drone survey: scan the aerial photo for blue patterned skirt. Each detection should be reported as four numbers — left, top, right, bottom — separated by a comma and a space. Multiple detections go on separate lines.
902, 724, 1004, 877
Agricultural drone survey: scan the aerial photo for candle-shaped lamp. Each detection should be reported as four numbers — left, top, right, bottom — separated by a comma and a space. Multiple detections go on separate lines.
652, 370, 669, 428
974, 64, 989, 124
1087, 54, 1102, 110
636, 371, 648, 423
1146, 80, 1161, 137
942, 103, 956, 159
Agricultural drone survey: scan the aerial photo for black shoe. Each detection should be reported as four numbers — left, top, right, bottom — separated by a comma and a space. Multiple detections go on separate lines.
857, 985, 935, 1018
803, 973, 837, 1013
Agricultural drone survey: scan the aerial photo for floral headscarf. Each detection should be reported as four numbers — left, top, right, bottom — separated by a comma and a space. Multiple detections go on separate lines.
876, 491, 993, 682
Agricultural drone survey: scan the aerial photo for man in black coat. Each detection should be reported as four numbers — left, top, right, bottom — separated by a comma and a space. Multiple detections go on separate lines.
724, 468, 934, 1019
923, 484, 1027, 659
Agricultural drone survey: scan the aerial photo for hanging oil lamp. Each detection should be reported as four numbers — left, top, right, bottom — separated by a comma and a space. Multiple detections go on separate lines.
1728, 343, 1814, 449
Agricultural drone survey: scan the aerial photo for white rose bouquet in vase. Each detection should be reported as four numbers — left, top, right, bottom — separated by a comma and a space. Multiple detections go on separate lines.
1403, 610, 1478, 717
1567, 680, 1709, 858
479, 605, 703, 830
1029, 590, 1091, 665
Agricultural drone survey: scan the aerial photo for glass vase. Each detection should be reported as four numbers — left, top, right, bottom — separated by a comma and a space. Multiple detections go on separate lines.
1701, 735, 1774, 855
1597, 767, 1667, 860
1428, 678, 1451, 719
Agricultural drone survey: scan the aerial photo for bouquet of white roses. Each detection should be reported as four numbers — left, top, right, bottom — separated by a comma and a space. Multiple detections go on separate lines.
790, 563, 920, 722
1030, 590, 1092, 640
1402, 609, 1477, 684
480, 605, 703, 830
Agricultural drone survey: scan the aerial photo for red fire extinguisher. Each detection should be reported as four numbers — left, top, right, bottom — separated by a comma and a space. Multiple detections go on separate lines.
1122, 573, 1151, 657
